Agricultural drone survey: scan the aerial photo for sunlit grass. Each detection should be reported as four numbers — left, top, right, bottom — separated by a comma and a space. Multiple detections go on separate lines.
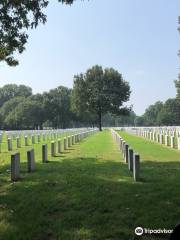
0, 130, 179, 240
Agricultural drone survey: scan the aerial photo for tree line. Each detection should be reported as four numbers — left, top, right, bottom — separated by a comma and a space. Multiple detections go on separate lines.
0, 65, 132, 130
135, 81, 180, 126
134, 17, 180, 127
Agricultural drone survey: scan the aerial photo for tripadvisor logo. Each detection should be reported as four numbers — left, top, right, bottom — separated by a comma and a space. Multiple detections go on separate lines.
135, 227, 143, 236
135, 226, 174, 236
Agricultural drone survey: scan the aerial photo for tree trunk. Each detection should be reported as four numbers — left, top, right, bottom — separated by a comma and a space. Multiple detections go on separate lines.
98, 111, 102, 131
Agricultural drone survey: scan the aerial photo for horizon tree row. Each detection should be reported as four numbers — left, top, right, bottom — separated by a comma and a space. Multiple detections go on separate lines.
0, 65, 132, 130
135, 81, 180, 126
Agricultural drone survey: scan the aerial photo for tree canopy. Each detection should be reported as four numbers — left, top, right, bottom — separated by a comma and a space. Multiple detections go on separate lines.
72, 65, 131, 131
135, 99, 180, 126
0, 83, 132, 130
0, 84, 32, 107
0, 0, 77, 66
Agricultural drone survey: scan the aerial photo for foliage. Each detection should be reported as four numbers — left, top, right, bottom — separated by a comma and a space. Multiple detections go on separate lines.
134, 116, 145, 126
174, 74, 180, 99
136, 98, 180, 126
142, 101, 163, 126
0, 0, 77, 66
102, 111, 136, 127
0, 84, 32, 107
0, 81, 132, 130
72, 65, 131, 130
4, 98, 45, 129
43, 86, 73, 128
157, 98, 180, 126
0, 96, 25, 128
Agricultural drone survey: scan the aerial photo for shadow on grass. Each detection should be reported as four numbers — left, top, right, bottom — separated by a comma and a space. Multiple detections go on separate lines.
0, 157, 180, 240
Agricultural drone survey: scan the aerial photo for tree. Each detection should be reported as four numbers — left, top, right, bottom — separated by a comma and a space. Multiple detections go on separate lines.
102, 111, 136, 127
0, 96, 25, 128
157, 98, 180, 126
43, 86, 73, 128
72, 65, 131, 131
0, 84, 32, 107
5, 98, 45, 129
0, 0, 80, 66
143, 101, 164, 126
174, 74, 180, 99
174, 16, 180, 98
134, 116, 145, 126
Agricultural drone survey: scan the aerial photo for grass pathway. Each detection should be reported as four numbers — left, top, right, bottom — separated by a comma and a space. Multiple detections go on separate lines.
117, 130, 180, 239
118, 130, 180, 162
1, 130, 179, 240
0, 130, 134, 240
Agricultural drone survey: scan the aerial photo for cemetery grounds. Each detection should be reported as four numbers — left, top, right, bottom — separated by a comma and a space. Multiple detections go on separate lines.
0, 129, 180, 240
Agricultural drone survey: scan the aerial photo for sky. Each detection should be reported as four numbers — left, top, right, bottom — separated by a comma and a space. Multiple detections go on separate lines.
0, 0, 180, 115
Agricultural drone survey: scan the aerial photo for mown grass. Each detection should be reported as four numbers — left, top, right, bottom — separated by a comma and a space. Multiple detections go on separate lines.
117, 130, 180, 239
118, 130, 180, 162
0, 131, 76, 166
0, 130, 179, 240
0, 130, 131, 240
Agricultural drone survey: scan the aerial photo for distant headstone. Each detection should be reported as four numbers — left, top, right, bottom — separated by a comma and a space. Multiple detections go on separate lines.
16, 137, 21, 148
32, 135, 35, 144
27, 149, 35, 172
133, 154, 140, 181
68, 137, 71, 147
37, 134, 40, 143
51, 141, 56, 157
8, 138, 13, 151
122, 141, 126, 157
64, 138, 67, 150
24, 136, 28, 146
42, 144, 48, 162
72, 135, 75, 145
43, 134, 46, 141
125, 144, 129, 163
165, 135, 169, 146
160, 134, 163, 144
11, 153, 20, 181
170, 136, 175, 148
128, 148, 134, 171
58, 140, 61, 153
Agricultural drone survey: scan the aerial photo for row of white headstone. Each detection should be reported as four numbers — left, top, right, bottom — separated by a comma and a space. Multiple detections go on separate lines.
117, 127, 180, 150
111, 129, 140, 181
0, 127, 92, 142
0, 128, 92, 152
11, 129, 98, 182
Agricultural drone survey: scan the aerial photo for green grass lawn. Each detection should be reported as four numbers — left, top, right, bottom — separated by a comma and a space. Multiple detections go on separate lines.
0, 130, 77, 166
117, 130, 180, 239
0, 130, 179, 240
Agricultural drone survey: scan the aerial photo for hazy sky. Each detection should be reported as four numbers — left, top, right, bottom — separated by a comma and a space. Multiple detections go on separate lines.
0, 0, 180, 115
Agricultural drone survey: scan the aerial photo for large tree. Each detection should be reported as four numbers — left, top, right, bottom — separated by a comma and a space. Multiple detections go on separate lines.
72, 65, 131, 131
0, 0, 78, 66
